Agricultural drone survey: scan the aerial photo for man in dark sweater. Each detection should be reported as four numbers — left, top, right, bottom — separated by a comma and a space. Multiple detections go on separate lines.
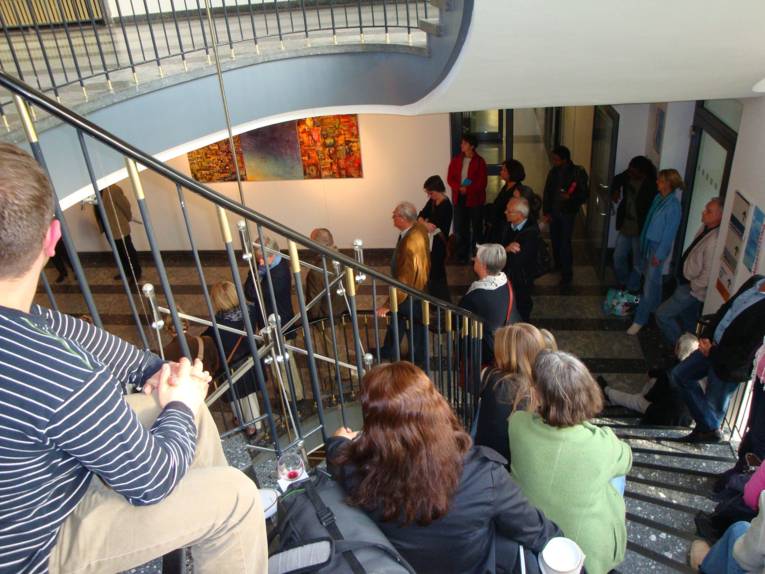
0, 144, 266, 573
501, 197, 540, 321
542, 145, 589, 285
672, 275, 765, 443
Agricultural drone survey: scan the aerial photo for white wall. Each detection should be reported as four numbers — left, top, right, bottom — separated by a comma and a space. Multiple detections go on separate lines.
704, 96, 765, 312
63, 113, 451, 251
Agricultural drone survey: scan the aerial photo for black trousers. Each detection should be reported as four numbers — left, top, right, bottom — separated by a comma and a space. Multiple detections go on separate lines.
549, 212, 576, 280
115, 234, 142, 280
737, 379, 765, 464
513, 282, 534, 322
427, 238, 450, 302
454, 195, 483, 261
380, 298, 427, 367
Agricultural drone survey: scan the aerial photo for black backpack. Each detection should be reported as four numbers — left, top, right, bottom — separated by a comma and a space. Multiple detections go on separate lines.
271, 471, 415, 574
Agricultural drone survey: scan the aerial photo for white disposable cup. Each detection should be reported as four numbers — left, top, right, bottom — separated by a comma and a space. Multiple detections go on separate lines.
538, 537, 585, 574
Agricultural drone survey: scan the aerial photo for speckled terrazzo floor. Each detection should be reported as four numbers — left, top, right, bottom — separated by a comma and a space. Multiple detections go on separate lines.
40, 224, 739, 573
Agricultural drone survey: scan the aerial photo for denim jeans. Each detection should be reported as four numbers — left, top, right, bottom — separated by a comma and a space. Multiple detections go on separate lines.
655, 283, 703, 345
633, 254, 663, 326
610, 476, 626, 496
671, 350, 741, 432
700, 521, 750, 574
613, 232, 641, 291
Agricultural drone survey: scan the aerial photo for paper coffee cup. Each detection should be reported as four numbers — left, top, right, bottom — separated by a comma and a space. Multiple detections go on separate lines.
538, 537, 585, 574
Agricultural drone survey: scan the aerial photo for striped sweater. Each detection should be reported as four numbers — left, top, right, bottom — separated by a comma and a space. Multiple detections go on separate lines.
0, 305, 197, 574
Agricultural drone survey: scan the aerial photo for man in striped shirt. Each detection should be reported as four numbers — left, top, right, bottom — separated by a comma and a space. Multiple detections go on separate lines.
0, 144, 267, 573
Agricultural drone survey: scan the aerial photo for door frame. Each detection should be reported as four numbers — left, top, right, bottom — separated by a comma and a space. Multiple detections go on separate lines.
450, 110, 512, 177
588, 105, 620, 279
674, 102, 738, 266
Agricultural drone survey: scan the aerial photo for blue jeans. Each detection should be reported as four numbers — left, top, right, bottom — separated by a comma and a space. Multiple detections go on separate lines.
633, 255, 663, 326
613, 233, 641, 291
700, 521, 750, 574
655, 283, 703, 345
610, 476, 626, 496
671, 350, 740, 432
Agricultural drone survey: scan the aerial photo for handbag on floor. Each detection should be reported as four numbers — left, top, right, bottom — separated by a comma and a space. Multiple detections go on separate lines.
603, 288, 640, 317
270, 471, 415, 574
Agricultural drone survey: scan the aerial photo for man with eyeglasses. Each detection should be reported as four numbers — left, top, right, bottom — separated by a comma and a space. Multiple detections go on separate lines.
502, 197, 540, 321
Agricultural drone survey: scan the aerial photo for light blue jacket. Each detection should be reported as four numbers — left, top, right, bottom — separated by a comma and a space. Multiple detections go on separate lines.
640, 193, 682, 262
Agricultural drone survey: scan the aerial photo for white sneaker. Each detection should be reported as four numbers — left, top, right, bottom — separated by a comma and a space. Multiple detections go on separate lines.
626, 323, 642, 335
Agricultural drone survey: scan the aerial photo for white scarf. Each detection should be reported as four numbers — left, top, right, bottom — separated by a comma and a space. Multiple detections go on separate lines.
466, 272, 508, 295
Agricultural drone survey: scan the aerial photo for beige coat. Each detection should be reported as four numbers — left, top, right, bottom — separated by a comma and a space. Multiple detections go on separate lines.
388, 222, 430, 306
683, 224, 719, 302
98, 185, 132, 240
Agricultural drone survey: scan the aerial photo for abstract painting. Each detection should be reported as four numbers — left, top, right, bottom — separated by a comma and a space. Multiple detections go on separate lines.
187, 115, 363, 183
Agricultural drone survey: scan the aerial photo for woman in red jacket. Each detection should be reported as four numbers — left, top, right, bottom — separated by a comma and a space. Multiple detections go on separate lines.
447, 133, 487, 263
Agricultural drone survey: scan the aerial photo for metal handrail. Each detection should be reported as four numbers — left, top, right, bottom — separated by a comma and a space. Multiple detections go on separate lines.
0, 71, 482, 324
0, 0, 426, 109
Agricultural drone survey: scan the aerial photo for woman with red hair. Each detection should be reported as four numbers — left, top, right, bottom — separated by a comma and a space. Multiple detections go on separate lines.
327, 362, 560, 573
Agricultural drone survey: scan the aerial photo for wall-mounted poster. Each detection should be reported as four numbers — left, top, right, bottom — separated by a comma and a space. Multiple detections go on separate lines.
716, 191, 752, 301
187, 114, 363, 183
743, 205, 765, 273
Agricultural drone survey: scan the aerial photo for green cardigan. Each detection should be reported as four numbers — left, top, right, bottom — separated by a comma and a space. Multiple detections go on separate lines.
508, 411, 632, 574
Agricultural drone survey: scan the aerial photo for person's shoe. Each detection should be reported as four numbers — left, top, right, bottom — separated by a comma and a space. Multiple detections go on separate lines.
55, 272, 67, 284
689, 539, 710, 571
679, 428, 723, 444
626, 323, 642, 335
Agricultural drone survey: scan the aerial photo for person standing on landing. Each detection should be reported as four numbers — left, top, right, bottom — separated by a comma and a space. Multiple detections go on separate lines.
448, 133, 487, 263
627, 169, 683, 335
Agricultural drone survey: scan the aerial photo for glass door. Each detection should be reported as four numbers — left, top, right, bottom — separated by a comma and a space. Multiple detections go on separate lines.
587, 106, 619, 278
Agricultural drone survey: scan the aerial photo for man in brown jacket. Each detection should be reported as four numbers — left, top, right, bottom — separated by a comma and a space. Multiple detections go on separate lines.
374, 201, 430, 365
95, 184, 142, 281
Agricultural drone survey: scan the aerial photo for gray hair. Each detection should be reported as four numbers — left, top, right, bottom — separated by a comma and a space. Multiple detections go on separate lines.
676, 333, 699, 361
311, 228, 335, 248
475, 243, 506, 275
253, 234, 280, 259
394, 201, 418, 222
509, 197, 529, 218
708, 197, 723, 210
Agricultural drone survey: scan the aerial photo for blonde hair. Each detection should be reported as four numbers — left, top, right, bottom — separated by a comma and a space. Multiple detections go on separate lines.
492, 323, 548, 410
210, 281, 240, 314
163, 305, 190, 334
658, 168, 685, 192
539, 328, 558, 351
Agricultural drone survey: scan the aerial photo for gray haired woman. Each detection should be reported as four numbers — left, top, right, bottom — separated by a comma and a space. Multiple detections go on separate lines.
458, 243, 520, 364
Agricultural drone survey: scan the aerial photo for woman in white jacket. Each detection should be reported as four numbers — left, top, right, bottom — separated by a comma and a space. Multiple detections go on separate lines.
655, 197, 722, 345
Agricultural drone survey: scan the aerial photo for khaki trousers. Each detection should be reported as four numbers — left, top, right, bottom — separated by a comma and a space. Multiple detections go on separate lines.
49, 394, 267, 574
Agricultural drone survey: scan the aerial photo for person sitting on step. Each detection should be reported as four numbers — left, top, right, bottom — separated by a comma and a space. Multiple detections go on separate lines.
509, 350, 633, 574
327, 362, 562, 574
474, 323, 548, 465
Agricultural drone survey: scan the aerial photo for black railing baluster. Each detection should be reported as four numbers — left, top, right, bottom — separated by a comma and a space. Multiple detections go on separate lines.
78, 130, 150, 349
245, 0, 259, 52
321, 256, 348, 427
371, 278, 381, 362
154, 0, 173, 57
217, 208, 280, 454
261, 0, 270, 38
424, 0, 428, 18
382, 0, 388, 39
232, 0, 245, 43
52, 0, 86, 94
287, 0, 295, 34
436, 307, 443, 392
408, 296, 414, 363
288, 241, 329, 441
314, 0, 322, 33
176, 184, 245, 427
446, 309, 453, 405
168, 0, 187, 68
357, 0, 363, 41
272, 0, 283, 47
8, 1, 44, 89
13, 95, 102, 326
299, 0, 309, 41
329, 0, 337, 43
462, 315, 469, 425
40, 272, 58, 312
124, 158, 189, 354
344, 268, 365, 390
340, 314, 352, 391
390, 287, 400, 361
68, 0, 96, 77
128, 0, 149, 64
140, 0, 163, 73
113, 0, 138, 83
422, 300, 430, 376
220, 0, 234, 56
38, 0, 70, 86
81, 0, 112, 90
194, 0, 210, 62
0, 9, 25, 82
405, 0, 411, 38
102, 5, 122, 71
182, 0, 196, 51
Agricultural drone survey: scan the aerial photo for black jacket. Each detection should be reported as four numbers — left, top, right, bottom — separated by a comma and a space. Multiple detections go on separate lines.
610, 171, 658, 232
700, 275, 765, 382
459, 280, 513, 363
326, 439, 561, 574
244, 257, 296, 339
501, 220, 541, 288
542, 163, 589, 215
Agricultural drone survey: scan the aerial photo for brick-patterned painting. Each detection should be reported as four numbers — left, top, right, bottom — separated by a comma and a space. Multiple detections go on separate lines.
187, 115, 363, 183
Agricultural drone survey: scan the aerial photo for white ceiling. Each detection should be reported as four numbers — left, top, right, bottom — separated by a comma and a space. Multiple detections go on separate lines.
407, 0, 765, 113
